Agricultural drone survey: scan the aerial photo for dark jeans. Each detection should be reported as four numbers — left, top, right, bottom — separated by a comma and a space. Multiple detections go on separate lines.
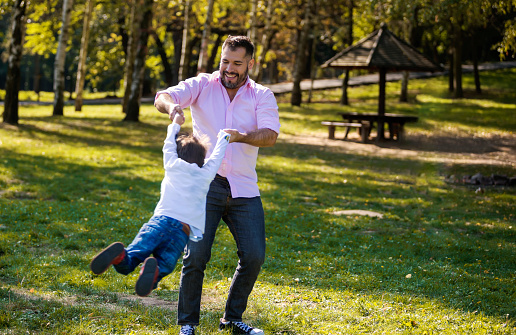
113, 215, 188, 286
177, 176, 266, 325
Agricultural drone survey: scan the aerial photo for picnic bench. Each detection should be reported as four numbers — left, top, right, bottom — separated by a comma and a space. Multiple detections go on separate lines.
337, 112, 418, 141
321, 121, 371, 143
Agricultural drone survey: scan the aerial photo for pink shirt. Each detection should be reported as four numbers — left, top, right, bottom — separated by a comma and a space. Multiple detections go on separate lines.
156, 71, 280, 198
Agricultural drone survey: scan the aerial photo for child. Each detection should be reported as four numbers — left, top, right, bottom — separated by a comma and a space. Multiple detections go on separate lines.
90, 112, 231, 296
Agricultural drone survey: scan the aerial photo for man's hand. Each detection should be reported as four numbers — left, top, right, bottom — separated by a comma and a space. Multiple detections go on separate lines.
155, 93, 183, 121
223, 128, 278, 147
222, 129, 244, 143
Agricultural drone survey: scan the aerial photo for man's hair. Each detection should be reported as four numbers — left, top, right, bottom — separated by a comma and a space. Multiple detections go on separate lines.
176, 133, 209, 168
222, 35, 254, 59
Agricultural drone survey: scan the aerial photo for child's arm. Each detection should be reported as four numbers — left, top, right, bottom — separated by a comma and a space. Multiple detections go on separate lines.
162, 120, 182, 169
202, 130, 231, 173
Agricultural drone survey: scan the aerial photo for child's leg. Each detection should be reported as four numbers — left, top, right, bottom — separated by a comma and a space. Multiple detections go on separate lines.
113, 216, 169, 275
153, 218, 190, 283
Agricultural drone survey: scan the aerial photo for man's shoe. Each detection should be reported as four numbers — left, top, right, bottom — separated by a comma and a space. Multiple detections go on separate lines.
179, 325, 196, 335
90, 242, 125, 275
135, 257, 159, 297
219, 319, 264, 335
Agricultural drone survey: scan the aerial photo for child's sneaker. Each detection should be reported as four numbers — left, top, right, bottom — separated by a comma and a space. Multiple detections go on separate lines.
90, 242, 125, 275
135, 257, 159, 297
219, 319, 264, 334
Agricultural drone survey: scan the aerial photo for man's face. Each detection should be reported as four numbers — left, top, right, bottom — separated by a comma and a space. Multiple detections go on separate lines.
219, 46, 254, 90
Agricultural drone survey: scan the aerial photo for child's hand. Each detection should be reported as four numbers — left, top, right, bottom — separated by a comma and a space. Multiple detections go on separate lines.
222, 129, 242, 143
173, 111, 185, 126
217, 130, 231, 142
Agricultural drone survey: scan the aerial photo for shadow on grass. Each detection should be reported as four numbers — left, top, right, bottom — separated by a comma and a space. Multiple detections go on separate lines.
1, 110, 515, 328
251, 140, 516, 319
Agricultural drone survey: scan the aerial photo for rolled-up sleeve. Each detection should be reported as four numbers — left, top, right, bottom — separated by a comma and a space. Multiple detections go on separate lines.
155, 74, 212, 108
255, 86, 281, 134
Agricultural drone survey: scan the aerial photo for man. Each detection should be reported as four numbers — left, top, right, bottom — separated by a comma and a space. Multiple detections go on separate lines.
154, 36, 280, 335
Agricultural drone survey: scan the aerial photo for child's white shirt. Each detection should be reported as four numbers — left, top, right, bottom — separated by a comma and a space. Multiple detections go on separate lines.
153, 123, 230, 241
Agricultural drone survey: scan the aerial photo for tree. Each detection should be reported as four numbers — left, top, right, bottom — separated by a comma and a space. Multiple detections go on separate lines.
400, 3, 423, 102
197, 0, 215, 73
3, 0, 26, 125
497, 19, 516, 60
179, 0, 193, 81
291, 0, 314, 106
248, 0, 258, 45
341, 0, 353, 105
74, 0, 95, 112
53, 0, 75, 116
254, 0, 276, 82
124, 0, 154, 122
122, 0, 139, 114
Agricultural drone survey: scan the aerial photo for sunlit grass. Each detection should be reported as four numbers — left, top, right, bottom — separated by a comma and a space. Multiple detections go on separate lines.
1, 69, 515, 334
0, 89, 121, 103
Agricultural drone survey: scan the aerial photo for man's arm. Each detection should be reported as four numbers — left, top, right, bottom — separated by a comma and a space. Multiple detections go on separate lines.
223, 128, 278, 148
155, 93, 183, 121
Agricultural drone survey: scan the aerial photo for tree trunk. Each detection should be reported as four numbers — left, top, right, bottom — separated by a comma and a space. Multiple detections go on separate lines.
53, 0, 75, 116
448, 48, 454, 92
172, 28, 182, 84
472, 36, 481, 94
152, 31, 174, 86
346, 0, 353, 47
124, 0, 153, 122
248, 0, 258, 46
376, 68, 387, 141
254, 0, 275, 82
400, 4, 421, 103
74, 0, 94, 112
291, 0, 313, 106
197, 0, 215, 74
3, 0, 26, 125
340, 0, 353, 105
179, 0, 192, 81
122, 0, 139, 114
207, 34, 222, 73
34, 54, 41, 102
453, 22, 463, 98
400, 71, 409, 102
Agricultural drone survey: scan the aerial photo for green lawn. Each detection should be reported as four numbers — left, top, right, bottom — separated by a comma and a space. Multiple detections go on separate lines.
1, 69, 515, 334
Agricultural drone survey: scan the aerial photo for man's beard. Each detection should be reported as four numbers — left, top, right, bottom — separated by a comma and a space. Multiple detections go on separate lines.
221, 67, 248, 89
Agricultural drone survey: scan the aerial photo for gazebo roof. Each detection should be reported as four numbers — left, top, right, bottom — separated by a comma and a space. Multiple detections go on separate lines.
322, 23, 442, 72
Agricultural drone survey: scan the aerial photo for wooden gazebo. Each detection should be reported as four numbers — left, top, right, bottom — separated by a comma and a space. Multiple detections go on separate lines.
321, 23, 442, 140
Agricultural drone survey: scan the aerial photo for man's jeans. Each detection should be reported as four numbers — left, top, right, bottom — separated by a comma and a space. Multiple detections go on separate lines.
113, 215, 189, 286
177, 176, 266, 325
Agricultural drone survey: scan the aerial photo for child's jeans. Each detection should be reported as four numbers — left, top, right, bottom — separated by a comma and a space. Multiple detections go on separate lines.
113, 215, 189, 287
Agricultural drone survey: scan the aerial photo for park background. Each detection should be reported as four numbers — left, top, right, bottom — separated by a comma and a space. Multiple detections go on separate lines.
1, 0, 516, 334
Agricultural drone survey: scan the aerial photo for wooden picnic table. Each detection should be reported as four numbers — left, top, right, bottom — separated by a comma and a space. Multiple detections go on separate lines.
338, 112, 418, 142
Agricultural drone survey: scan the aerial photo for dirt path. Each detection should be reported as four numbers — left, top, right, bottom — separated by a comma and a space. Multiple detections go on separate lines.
279, 131, 516, 168
6, 285, 225, 312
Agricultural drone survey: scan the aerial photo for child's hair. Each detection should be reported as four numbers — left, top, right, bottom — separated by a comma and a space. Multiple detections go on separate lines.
176, 133, 209, 168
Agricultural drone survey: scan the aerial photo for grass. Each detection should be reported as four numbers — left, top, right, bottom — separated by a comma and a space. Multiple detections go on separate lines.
0, 68, 515, 334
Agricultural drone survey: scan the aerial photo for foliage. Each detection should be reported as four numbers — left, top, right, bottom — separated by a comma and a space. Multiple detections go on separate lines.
497, 19, 516, 59
0, 69, 515, 334
1, 0, 516, 94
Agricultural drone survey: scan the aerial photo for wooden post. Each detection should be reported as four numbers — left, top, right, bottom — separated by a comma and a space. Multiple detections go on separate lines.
377, 68, 386, 141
